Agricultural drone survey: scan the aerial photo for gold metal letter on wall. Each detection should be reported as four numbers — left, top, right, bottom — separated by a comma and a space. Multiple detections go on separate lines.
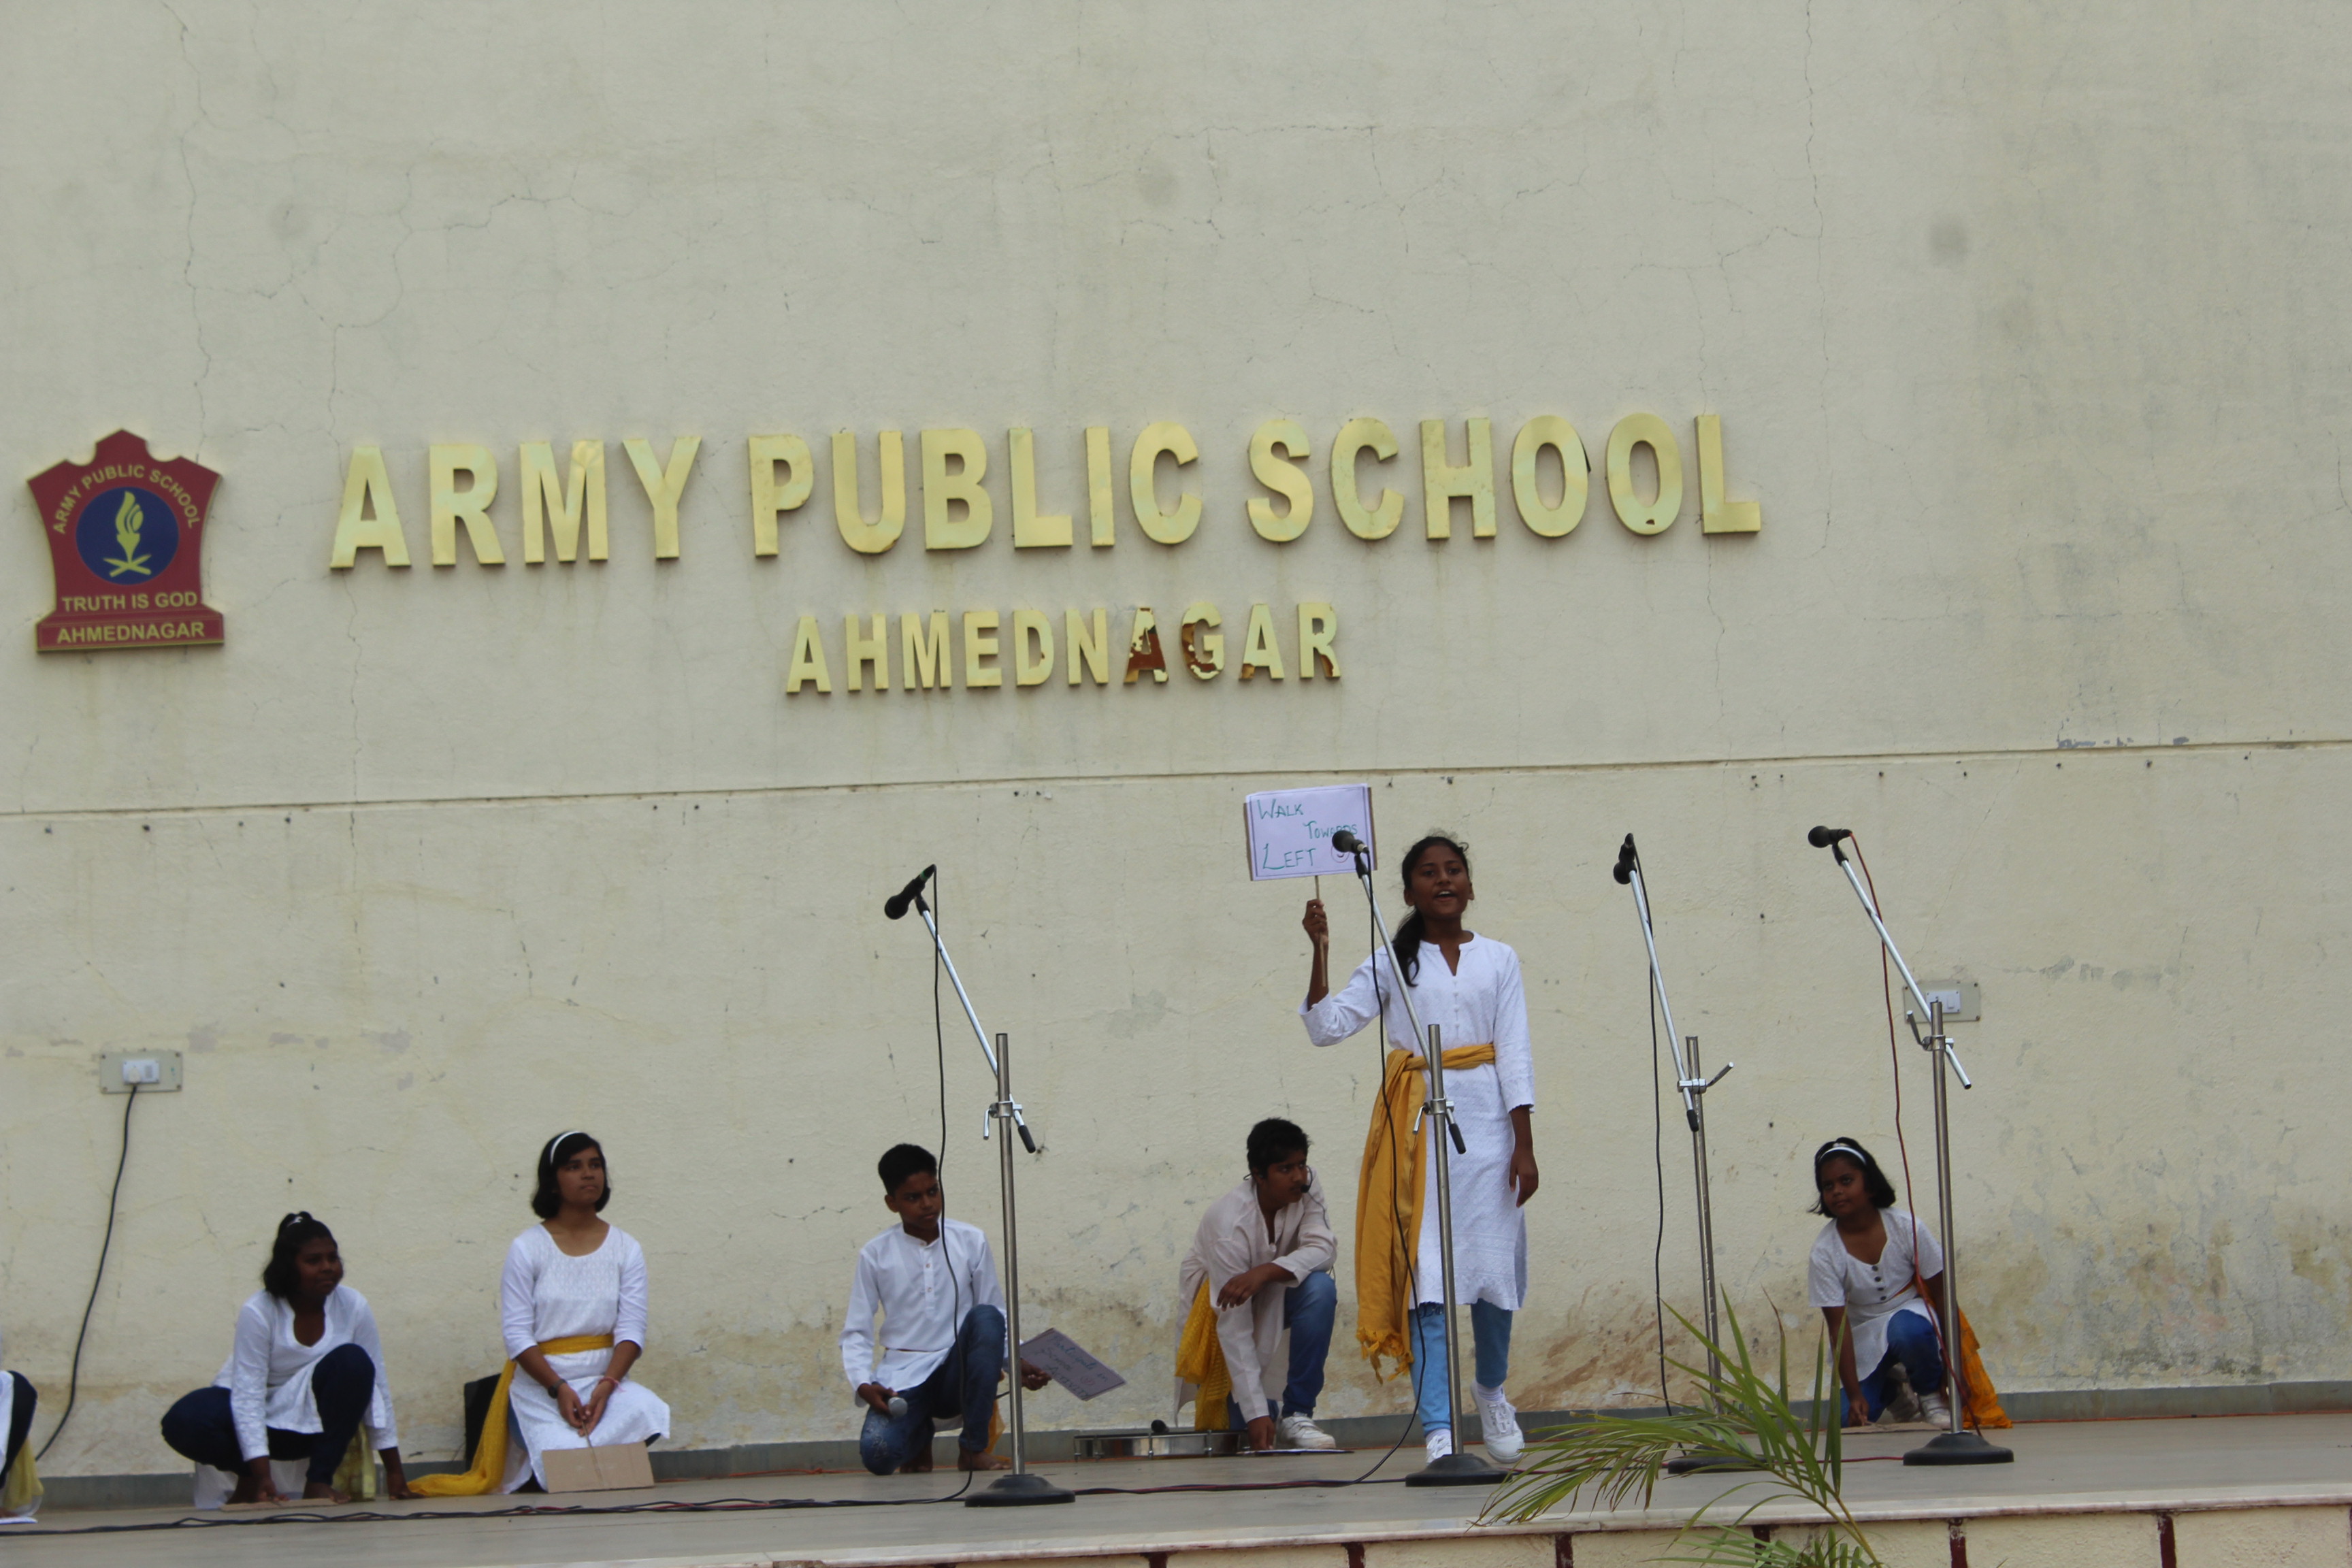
1298, 602, 1340, 679
834, 431, 907, 555
1605, 414, 1681, 536
1013, 609, 1055, 685
428, 444, 504, 566
1125, 607, 1167, 684
924, 429, 994, 551
1010, 429, 1073, 549
1066, 608, 1109, 685
1419, 418, 1495, 540
1179, 602, 1224, 679
749, 434, 814, 557
1129, 423, 1201, 545
1239, 602, 1286, 679
520, 440, 608, 564
1509, 416, 1588, 538
1695, 414, 1760, 534
1331, 418, 1403, 541
845, 612, 889, 692
785, 615, 832, 693
902, 610, 949, 690
329, 444, 412, 568
1085, 427, 1115, 547
1247, 420, 1314, 543
962, 608, 1002, 687
624, 436, 701, 559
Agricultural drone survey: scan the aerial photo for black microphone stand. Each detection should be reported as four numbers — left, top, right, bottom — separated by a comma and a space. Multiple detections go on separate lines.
1811, 832, 2012, 1467
892, 873, 1075, 1506
1334, 837, 1502, 1487
1611, 836, 1748, 1477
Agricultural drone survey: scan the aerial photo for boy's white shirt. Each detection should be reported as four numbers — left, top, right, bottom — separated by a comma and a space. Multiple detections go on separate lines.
1178, 1176, 1337, 1410
841, 1218, 1007, 1394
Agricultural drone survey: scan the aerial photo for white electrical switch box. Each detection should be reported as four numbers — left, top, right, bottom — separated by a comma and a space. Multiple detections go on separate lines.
1915, 982, 1980, 1023
100, 1050, 182, 1093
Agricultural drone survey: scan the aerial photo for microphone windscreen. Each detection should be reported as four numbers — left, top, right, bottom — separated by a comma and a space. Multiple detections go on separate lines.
1330, 830, 1365, 855
887, 1396, 909, 1418
1808, 826, 1834, 848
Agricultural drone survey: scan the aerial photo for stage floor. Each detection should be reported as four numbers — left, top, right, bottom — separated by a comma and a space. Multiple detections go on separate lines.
10, 1414, 2352, 1568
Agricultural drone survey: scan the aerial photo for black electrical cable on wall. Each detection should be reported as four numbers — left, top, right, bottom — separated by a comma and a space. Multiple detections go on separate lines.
40, 1080, 140, 1460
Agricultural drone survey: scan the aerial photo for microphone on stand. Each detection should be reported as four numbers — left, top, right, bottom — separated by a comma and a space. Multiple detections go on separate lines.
1807, 826, 1851, 849
1612, 833, 1637, 885
884, 865, 936, 920
1330, 829, 1369, 858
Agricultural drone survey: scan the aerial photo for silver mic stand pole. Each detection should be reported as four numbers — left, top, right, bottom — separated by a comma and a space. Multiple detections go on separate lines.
1610, 837, 1746, 1477
1335, 836, 1501, 1486
1812, 831, 2012, 1467
899, 882, 1075, 1506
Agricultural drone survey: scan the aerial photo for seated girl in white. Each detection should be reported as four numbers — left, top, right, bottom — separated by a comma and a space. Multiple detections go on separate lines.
1808, 1137, 1949, 1428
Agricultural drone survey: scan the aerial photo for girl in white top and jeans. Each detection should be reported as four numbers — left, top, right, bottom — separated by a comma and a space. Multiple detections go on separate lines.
1808, 1138, 1949, 1427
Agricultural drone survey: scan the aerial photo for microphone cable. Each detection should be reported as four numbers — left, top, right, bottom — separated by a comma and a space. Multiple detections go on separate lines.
39, 1080, 141, 1460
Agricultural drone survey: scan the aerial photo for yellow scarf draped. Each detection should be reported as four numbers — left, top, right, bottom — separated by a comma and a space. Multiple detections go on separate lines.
1356, 1042, 1496, 1378
409, 1333, 614, 1497
1955, 1308, 2010, 1428
1174, 1280, 1232, 1431
1, 1441, 39, 1519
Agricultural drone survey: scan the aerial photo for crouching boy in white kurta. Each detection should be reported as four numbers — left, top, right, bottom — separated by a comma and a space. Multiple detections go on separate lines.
1177, 1117, 1340, 1451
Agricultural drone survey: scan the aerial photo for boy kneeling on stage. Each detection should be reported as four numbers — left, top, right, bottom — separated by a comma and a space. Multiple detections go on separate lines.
1178, 1117, 1340, 1451
841, 1144, 1049, 1475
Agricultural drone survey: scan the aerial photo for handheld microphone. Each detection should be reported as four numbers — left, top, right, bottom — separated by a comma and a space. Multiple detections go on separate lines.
1330, 829, 1368, 858
1807, 826, 1852, 849
883, 865, 936, 920
887, 1395, 909, 1418
1612, 833, 1637, 885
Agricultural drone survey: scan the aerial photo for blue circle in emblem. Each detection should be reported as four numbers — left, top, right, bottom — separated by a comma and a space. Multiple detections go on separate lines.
75, 486, 179, 584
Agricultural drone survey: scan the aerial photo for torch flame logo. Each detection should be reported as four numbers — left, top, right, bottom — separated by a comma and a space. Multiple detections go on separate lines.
103, 493, 153, 578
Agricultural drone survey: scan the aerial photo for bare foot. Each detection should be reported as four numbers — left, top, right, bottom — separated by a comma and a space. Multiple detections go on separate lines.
956, 1448, 1011, 1471
900, 1447, 934, 1473
301, 1482, 350, 1504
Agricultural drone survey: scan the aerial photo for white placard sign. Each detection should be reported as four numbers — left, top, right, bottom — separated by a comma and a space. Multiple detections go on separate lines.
1243, 784, 1375, 881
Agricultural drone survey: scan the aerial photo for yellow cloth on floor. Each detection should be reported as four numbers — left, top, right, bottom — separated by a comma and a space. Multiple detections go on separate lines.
1355, 1042, 1497, 1379
1, 1441, 41, 1518
1175, 1280, 1232, 1431
409, 1333, 614, 1497
1956, 1308, 2010, 1429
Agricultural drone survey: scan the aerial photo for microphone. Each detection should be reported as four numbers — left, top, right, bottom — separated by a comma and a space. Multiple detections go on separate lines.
883, 865, 936, 920
1612, 833, 1637, 885
1330, 830, 1368, 858
887, 1396, 909, 1418
1808, 826, 1852, 849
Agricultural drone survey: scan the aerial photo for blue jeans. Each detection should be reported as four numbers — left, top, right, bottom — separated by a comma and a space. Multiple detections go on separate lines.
1860, 1309, 1946, 1420
1410, 1300, 1512, 1434
159, 1342, 374, 1485
1223, 1268, 1337, 1427
858, 1304, 1006, 1475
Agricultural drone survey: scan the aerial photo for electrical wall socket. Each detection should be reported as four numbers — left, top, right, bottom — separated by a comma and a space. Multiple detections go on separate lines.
99, 1050, 182, 1093
1915, 981, 1980, 1023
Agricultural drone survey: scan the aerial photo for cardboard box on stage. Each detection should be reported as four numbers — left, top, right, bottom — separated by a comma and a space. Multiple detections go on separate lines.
540, 1441, 655, 1493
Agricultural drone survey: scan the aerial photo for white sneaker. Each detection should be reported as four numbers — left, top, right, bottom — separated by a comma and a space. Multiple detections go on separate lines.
1424, 1426, 1454, 1462
1918, 1392, 1952, 1427
1473, 1384, 1524, 1463
1277, 1414, 1338, 1450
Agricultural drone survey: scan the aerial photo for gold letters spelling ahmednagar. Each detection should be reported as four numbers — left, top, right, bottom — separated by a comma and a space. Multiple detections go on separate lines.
28, 430, 225, 651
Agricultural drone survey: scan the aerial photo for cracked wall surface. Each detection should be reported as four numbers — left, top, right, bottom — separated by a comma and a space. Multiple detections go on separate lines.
3, 1, 2350, 1473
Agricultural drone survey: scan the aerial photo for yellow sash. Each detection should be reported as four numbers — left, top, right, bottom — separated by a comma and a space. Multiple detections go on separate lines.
1, 1441, 40, 1518
1355, 1043, 1497, 1378
409, 1333, 615, 1497
1955, 1307, 2011, 1428
1174, 1280, 1232, 1432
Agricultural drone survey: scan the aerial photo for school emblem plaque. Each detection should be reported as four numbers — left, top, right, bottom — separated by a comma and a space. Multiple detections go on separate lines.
27, 430, 225, 651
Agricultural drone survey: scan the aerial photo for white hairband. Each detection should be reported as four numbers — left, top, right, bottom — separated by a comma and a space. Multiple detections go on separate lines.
548, 1130, 589, 1158
1816, 1143, 1867, 1166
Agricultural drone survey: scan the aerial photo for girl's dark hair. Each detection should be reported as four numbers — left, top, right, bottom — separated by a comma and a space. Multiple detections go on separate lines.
1392, 834, 1471, 986
1245, 1117, 1310, 1175
261, 1211, 336, 1300
532, 1131, 610, 1220
1810, 1137, 1899, 1214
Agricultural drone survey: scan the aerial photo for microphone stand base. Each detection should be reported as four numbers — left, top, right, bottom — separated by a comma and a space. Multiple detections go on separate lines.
967, 1471, 1078, 1506
1665, 1450, 1761, 1475
1405, 1451, 1507, 1487
1902, 1430, 2014, 1467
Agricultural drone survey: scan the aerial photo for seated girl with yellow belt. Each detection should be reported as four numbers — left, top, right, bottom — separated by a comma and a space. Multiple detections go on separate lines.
414, 1130, 670, 1494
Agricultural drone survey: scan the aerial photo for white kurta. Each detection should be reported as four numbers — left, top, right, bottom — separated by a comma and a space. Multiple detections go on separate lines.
212, 1287, 400, 1462
1301, 935, 1536, 1311
497, 1225, 671, 1491
841, 1219, 1008, 1394
1808, 1209, 1946, 1378
1177, 1177, 1337, 1405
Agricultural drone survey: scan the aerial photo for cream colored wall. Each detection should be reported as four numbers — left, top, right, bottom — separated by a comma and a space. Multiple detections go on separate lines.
3, 1, 2348, 1475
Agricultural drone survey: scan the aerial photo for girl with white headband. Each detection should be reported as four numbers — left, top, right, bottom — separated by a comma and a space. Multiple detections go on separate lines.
1808, 1137, 1948, 1428
413, 1130, 670, 1494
